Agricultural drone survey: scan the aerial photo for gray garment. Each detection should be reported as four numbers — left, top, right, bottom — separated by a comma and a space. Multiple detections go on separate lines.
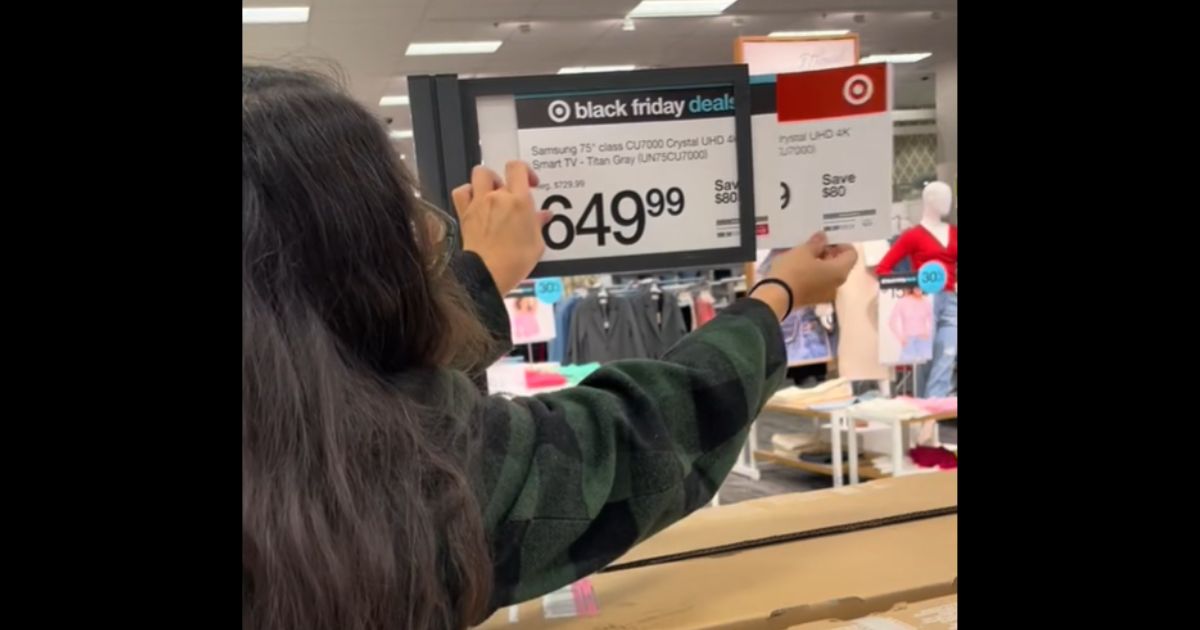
566, 295, 648, 364
633, 291, 688, 359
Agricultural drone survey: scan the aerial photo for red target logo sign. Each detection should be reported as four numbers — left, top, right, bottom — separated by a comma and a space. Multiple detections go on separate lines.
777, 64, 887, 121
842, 74, 874, 106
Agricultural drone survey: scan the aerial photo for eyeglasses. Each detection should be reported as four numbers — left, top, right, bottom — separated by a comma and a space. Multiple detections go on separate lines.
414, 196, 459, 274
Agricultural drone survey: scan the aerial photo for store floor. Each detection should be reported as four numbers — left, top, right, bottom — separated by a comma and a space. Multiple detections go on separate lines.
715, 412, 958, 505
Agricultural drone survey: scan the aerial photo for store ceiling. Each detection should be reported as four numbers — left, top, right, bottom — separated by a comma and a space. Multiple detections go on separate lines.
243, 0, 957, 158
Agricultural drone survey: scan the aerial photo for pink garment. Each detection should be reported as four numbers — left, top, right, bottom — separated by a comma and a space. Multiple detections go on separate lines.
896, 396, 958, 415
889, 295, 933, 343
524, 370, 567, 389
693, 296, 716, 328
513, 312, 540, 340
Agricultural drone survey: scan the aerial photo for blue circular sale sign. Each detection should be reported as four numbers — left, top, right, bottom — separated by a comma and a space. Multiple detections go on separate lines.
534, 277, 564, 304
918, 261, 948, 295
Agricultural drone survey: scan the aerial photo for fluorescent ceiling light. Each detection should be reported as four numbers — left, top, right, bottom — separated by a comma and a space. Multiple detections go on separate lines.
627, 1, 738, 19
558, 65, 637, 74
768, 30, 850, 38
389, 130, 413, 140
379, 95, 410, 107
242, 7, 310, 24
860, 52, 932, 64
405, 41, 503, 56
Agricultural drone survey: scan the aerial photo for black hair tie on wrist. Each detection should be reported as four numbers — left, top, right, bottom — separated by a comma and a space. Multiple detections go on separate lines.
751, 278, 793, 317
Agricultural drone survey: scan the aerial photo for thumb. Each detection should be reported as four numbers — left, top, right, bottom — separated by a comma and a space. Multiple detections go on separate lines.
537, 210, 553, 227
825, 245, 858, 276
804, 231, 829, 255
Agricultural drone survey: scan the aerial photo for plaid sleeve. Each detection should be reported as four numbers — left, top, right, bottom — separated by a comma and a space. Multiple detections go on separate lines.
475, 298, 786, 607
449, 251, 513, 385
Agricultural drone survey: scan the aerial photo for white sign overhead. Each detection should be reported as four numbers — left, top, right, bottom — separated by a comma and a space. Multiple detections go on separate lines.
738, 37, 859, 77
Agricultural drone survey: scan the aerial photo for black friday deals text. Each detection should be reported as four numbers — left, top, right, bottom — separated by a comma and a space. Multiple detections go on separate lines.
516, 87, 739, 262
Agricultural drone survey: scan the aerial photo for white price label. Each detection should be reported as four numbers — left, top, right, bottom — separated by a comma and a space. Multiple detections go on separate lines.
516, 87, 741, 262
757, 65, 894, 246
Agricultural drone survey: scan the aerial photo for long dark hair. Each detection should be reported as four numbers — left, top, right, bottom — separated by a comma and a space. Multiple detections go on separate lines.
242, 65, 493, 630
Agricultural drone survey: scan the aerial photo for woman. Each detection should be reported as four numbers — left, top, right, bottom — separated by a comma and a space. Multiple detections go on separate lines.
242, 66, 856, 630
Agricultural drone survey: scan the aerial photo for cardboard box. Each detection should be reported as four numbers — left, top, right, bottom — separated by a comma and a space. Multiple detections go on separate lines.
787, 594, 958, 629
479, 472, 957, 629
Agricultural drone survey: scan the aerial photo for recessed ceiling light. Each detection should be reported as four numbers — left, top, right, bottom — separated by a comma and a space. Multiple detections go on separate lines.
627, 1, 738, 19
405, 41, 503, 56
860, 52, 932, 64
379, 95, 410, 107
389, 130, 413, 140
768, 30, 851, 38
242, 7, 310, 24
400, 154, 407, 160
558, 65, 637, 74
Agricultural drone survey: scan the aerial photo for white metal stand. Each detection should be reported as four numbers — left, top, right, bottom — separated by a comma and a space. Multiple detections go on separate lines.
827, 408, 866, 487
829, 409, 843, 487
845, 410, 859, 485
731, 418, 761, 480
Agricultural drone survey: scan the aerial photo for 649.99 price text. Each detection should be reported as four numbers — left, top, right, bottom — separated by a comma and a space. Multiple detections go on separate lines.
541, 187, 685, 250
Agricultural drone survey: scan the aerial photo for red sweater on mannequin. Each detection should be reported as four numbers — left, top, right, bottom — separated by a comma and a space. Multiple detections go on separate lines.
876, 225, 958, 289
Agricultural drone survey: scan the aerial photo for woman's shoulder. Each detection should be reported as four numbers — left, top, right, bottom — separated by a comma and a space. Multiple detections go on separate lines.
389, 367, 486, 415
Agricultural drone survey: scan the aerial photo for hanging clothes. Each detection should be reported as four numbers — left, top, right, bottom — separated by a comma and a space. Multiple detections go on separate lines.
546, 295, 579, 364
675, 289, 694, 332
693, 290, 717, 328
633, 290, 688, 358
565, 295, 647, 364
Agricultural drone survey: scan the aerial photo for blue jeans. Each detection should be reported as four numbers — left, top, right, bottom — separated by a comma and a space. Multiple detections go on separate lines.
899, 337, 933, 363
917, 292, 957, 398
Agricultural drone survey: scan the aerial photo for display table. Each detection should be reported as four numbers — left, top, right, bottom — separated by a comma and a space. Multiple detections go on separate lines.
758, 396, 957, 486
486, 361, 573, 397
847, 405, 957, 481
477, 471, 958, 629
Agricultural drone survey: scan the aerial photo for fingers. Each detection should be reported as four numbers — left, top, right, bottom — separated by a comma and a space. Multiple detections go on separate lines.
505, 160, 534, 197
537, 210, 553, 227
822, 244, 856, 262
471, 165, 502, 197
821, 245, 858, 280
805, 231, 829, 251
451, 183, 473, 215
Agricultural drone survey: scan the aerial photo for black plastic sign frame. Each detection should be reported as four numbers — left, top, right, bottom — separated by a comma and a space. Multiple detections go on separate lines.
411, 65, 756, 278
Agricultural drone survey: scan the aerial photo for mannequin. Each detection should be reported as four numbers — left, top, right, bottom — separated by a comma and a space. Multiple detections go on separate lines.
875, 181, 957, 399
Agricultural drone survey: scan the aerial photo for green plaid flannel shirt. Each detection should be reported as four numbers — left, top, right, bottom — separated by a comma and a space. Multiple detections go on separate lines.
451, 253, 786, 609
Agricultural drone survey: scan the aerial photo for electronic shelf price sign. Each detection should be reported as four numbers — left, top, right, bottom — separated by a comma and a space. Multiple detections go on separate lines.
409, 65, 756, 277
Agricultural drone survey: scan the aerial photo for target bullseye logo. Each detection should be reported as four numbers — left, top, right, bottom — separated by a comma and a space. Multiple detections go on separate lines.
547, 99, 572, 123
842, 74, 874, 106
